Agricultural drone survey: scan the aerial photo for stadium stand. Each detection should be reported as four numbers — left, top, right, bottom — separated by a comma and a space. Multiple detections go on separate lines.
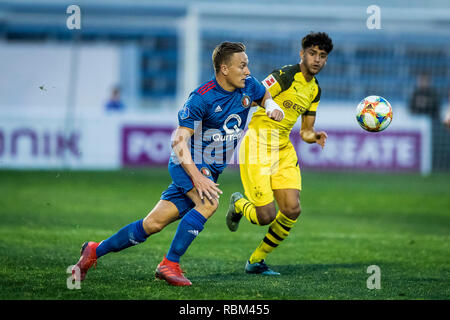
1, 1, 448, 104
0, 0, 449, 171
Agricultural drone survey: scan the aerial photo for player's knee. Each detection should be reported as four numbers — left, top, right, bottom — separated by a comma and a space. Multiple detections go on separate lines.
142, 217, 165, 235
258, 215, 274, 225
151, 222, 165, 234
256, 208, 277, 226
196, 199, 219, 218
280, 203, 301, 220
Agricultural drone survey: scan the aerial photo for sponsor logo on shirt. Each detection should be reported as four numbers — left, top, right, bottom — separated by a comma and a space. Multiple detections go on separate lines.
212, 114, 244, 142
283, 100, 307, 113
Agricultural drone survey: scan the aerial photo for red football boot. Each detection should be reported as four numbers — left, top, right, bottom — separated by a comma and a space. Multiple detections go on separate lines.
155, 256, 192, 286
72, 241, 99, 281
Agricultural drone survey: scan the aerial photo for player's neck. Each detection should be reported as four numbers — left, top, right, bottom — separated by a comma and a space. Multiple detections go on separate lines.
299, 63, 314, 82
215, 75, 236, 92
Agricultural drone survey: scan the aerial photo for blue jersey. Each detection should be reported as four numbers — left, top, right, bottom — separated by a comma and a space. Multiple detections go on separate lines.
171, 75, 266, 174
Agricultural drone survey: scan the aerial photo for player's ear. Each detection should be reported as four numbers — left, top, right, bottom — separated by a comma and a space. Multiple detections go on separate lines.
220, 64, 229, 76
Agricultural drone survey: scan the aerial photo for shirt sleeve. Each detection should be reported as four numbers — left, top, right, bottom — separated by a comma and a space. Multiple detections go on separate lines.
245, 75, 266, 102
305, 85, 321, 116
177, 93, 206, 129
262, 73, 282, 98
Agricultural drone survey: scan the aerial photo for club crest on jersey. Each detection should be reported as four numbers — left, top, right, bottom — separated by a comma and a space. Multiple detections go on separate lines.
241, 94, 251, 108
309, 87, 316, 100
200, 167, 211, 177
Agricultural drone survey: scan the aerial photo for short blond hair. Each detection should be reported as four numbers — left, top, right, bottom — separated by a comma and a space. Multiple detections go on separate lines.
212, 42, 246, 73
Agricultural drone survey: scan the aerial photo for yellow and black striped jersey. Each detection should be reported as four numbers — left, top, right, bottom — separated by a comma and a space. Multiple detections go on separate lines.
249, 64, 321, 147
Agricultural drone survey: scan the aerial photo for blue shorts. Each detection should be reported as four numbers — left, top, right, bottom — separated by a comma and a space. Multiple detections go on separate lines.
160, 161, 219, 217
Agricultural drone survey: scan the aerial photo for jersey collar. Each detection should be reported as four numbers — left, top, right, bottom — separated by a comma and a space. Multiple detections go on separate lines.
213, 77, 239, 95
295, 71, 314, 84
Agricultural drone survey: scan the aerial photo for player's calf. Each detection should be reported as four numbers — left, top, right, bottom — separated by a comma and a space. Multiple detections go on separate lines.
142, 200, 180, 235
234, 197, 277, 226
165, 208, 207, 263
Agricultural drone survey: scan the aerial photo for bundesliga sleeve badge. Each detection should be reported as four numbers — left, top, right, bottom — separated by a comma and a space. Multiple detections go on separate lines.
263, 75, 276, 89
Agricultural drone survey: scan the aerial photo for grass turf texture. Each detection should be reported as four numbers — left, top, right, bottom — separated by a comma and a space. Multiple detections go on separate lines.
0, 168, 449, 300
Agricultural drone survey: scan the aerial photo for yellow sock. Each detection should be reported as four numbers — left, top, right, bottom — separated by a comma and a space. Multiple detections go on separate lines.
235, 198, 260, 225
249, 211, 297, 264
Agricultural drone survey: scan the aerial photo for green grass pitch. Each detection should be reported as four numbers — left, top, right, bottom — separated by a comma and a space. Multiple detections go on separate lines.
0, 168, 449, 300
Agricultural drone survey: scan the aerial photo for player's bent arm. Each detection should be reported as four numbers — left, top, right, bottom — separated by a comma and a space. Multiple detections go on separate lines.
254, 90, 284, 121
171, 126, 222, 200
300, 115, 327, 148
171, 126, 196, 165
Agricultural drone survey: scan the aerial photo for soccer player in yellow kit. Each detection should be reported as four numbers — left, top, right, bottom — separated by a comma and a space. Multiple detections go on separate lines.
226, 32, 333, 275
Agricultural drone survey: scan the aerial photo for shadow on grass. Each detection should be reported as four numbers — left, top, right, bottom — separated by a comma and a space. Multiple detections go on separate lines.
275, 262, 373, 274
191, 261, 380, 282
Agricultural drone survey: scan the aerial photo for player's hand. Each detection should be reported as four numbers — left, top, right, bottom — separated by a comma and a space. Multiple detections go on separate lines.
316, 131, 328, 149
193, 174, 223, 201
264, 98, 284, 122
268, 109, 284, 122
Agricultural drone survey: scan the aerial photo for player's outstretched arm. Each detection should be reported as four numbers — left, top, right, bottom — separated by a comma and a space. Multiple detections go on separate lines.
300, 114, 327, 148
171, 126, 222, 201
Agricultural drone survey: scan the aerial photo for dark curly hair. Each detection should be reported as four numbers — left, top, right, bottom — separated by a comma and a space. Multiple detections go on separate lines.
302, 32, 333, 54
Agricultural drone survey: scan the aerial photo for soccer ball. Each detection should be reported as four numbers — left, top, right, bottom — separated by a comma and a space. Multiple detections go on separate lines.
356, 95, 393, 132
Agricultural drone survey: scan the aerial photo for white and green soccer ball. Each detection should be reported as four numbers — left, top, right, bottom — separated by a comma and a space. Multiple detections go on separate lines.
356, 95, 393, 132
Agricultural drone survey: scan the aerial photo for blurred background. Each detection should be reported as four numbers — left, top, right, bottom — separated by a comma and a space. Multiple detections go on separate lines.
0, 0, 449, 173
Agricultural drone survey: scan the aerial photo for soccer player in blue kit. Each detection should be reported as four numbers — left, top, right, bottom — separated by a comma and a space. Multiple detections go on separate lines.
72, 42, 284, 286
